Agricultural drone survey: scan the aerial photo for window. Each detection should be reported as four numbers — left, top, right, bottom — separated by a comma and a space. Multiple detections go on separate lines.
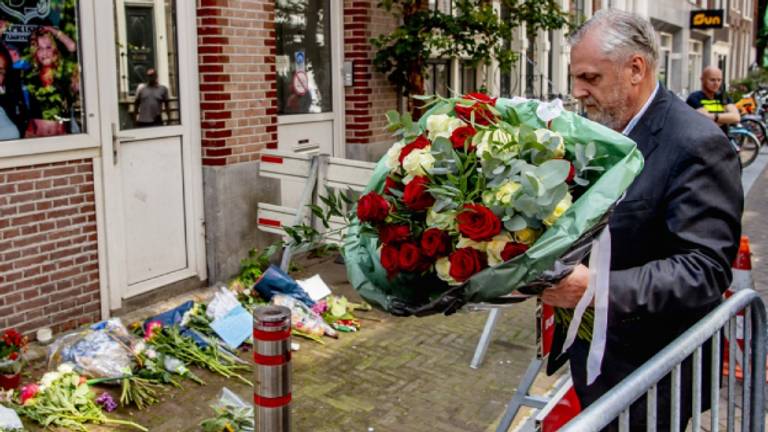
688, 40, 703, 95
276, 0, 333, 115
0, 0, 85, 141
429, 0, 451, 14
658, 32, 673, 87
424, 61, 451, 98
460, 61, 476, 94
117, 0, 181, 130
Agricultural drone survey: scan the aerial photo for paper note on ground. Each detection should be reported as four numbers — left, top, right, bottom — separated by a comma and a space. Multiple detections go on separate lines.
297, 274, 332, 301
211, 305, 252, 349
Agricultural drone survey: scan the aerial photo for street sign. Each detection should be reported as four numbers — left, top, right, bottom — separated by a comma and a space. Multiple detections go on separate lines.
690, 9, 724, 29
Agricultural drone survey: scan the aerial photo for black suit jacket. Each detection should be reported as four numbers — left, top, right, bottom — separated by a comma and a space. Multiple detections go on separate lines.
548, 86, 743, 412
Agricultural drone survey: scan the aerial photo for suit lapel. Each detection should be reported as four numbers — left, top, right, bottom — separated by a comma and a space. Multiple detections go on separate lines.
628, 85, 670, 160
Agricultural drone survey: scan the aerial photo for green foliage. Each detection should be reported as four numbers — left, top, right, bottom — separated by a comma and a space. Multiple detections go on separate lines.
728, 67, 768, 101
371, 0, 568, 106
200, 405, 254, 432
236, 243, 282, 286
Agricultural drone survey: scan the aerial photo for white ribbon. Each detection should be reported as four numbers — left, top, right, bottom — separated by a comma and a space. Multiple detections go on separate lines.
562, 226, 611, 385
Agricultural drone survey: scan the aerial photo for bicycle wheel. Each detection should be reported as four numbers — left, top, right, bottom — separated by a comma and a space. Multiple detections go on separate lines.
732, 131, 760, 167
741, 118, 767, 146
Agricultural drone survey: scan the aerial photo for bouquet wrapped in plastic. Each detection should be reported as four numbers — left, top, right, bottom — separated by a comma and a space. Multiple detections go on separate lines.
344, 94, 643, 317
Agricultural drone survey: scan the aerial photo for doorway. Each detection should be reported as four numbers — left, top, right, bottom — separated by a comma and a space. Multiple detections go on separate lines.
94, 0, 205, 308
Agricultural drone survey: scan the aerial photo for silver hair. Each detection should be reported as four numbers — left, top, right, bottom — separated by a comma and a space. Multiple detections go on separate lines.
569, 9, 659, 70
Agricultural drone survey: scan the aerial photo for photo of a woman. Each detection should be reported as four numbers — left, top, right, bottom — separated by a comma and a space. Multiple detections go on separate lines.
23, 26, 78, 138
0, 43, 28, 140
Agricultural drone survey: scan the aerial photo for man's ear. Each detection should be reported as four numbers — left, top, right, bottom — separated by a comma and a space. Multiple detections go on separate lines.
628, 54, 647, 85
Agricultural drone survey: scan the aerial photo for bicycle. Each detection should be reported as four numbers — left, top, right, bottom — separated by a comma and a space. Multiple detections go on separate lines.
728, 124, 761, 168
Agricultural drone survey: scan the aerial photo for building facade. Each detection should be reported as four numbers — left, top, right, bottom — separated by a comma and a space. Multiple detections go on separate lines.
0, 0, 758, 337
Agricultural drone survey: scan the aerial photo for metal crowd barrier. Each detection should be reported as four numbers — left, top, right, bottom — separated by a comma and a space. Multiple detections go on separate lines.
561, 289, 767, 432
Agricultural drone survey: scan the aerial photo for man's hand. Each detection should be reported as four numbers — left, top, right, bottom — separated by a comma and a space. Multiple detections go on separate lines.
540, 264, 590, 308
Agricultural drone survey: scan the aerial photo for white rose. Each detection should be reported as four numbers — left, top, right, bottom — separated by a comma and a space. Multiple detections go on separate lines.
384, 140, 406, 170
428, 115, 466, 140
543, 193, 573, 227
514, 227, 539, 245
426, 209, 457, 231
487, 232, 513, 267
457, 236, 488, 252
426, 114, 452, 140
402, 147, 435, 177
40, 371, 60, 389
495, 181, 522, 205
435, 257, 460, 285
477, 128, 516, 159
57, 363, 74, 374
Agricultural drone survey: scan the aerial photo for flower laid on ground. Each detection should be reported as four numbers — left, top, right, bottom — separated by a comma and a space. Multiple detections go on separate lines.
200, 404, 254, 432
15, 364, 147, 431
95, 392, 117, 412
145, 325, 252, 386
0, 329, 27, 375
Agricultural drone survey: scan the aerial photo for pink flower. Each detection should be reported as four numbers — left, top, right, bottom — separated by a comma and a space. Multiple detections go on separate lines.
144, 321, 163, 341
20, 383, 39, 405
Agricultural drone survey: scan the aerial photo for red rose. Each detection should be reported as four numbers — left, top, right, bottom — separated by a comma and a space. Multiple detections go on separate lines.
398, 242, 423, 272
454, 103, 496, 126
421, 228, 450, 258
501, 242, 529, 261
398, 135, 430, 165
463, 92, 497, 106
379, 224, 410, 244
383, 176, 402, 195
402, 176, 435, 211
8, 351, 18, 361
450, 125, 477, 151
449, 247, 487, 282
457, 204, 502, 241
357, 192, 390, 223
380, 244, 400, 276
566, 162, 576, 184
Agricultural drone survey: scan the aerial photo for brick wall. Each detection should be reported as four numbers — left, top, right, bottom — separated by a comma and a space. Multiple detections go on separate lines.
197, 0, 277, 166
344, 1, 399, 156
0, 159, 100, 336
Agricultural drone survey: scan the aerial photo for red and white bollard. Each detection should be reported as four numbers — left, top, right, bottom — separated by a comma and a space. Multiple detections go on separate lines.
254, 305, 292, 431
723, 235, 753, 380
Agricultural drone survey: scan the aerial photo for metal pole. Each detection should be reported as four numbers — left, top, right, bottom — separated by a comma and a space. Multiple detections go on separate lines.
254, 305, 292, 432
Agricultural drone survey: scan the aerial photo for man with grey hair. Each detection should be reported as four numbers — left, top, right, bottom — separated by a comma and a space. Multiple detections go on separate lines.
541, 9, 742, 430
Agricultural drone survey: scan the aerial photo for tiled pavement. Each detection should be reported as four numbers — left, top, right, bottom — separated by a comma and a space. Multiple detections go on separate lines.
21, 254, 557, 431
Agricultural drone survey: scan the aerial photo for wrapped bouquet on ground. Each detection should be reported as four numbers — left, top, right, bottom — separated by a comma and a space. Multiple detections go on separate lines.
344, 93, 644, 325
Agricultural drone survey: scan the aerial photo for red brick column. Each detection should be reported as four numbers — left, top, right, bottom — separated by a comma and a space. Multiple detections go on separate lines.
0, 160, 100, 335
197, 0, 277, 167
344, 1, 399, 152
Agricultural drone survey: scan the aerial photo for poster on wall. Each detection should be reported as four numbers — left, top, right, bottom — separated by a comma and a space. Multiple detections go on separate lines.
0, 0, 82, 141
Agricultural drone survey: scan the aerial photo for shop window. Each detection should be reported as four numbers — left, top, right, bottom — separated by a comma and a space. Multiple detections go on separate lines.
424, 61, 450, 98
276, 0, 333, 115
116, 0, 181, 130
0, 0, 85, 141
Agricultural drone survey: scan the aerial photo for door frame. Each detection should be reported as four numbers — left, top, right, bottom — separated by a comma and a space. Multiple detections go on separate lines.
276, 0, 346, 158
93, 0, 205, 310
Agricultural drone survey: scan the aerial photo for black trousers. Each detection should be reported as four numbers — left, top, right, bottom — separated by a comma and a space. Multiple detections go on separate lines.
568, 337, 718, 432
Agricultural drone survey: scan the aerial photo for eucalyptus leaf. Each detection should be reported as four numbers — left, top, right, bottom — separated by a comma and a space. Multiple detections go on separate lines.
521, 171, 543, 197
504, 215, 527, 231
535, 159, 570, 189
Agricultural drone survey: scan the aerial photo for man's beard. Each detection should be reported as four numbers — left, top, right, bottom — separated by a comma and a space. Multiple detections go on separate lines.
582, 85, 631, 131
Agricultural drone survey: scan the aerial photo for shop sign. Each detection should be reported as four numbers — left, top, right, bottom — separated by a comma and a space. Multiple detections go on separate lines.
690, 9, 724, 29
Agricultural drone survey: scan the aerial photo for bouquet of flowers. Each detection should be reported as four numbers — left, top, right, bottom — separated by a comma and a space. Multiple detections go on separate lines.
15, 364, 147, 431
344, 93, 643, 318
0, 329, 26, 375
